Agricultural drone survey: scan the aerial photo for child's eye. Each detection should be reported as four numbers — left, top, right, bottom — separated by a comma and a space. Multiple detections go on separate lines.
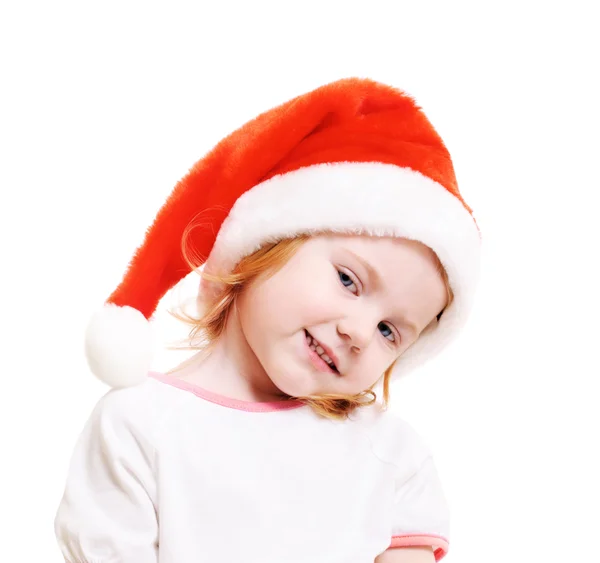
378, 322, 396, 343
337, 268, 398, 345
338, 270, 358, 294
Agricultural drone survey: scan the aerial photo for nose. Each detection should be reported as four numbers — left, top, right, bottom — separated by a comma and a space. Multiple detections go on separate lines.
337, 314, 377, 352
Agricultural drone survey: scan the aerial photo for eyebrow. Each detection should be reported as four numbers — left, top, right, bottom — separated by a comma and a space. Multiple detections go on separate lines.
344, 249, 420, 339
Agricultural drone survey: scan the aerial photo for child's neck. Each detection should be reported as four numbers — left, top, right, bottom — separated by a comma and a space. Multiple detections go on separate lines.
169, 309, 290, 404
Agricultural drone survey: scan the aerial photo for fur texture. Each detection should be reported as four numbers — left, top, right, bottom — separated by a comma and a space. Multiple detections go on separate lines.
85, 304, 154, 388
201, 162, 481, 380
89, 77, 481, 387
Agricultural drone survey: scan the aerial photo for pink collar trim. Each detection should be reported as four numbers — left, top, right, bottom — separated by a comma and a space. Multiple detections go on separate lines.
148, 372, 306, 413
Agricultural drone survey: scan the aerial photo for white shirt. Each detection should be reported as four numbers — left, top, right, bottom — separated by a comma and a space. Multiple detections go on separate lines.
54, 372, 450, 562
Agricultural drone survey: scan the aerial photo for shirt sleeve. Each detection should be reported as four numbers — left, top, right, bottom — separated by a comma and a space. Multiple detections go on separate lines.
389, 455, 451, 561
54, 387, 159, 563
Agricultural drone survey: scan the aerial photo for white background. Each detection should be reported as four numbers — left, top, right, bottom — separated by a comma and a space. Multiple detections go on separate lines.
1, 1, 599, 561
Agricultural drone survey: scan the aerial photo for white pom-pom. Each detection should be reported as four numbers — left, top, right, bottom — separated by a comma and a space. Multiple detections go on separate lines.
85, 304, 154, 388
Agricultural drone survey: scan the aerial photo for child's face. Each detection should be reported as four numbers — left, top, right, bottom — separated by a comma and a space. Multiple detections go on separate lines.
236, 234, 448, 399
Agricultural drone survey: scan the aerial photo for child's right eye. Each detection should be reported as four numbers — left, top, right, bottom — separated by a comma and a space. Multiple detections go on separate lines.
338, 269, 359, 294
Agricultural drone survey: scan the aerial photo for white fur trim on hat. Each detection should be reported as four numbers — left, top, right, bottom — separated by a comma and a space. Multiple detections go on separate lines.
202, 162, 481, 379
85, 304, 154, 388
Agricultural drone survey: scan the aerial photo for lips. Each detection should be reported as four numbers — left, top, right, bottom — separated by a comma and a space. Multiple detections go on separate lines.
304, 330, 340, 374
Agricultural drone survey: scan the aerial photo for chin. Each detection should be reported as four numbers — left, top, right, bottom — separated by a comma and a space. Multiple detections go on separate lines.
272, 380, 311, 399
269, 369, 317, 399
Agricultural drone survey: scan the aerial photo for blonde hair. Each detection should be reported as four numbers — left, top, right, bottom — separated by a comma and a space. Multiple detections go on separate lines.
167, 232, 453, 421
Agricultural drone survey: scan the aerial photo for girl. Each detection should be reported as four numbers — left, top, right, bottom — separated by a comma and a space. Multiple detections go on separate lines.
54, 78, 481, 562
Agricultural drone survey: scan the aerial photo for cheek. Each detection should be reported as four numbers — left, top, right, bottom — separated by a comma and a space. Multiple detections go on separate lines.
258, 268, 337, 320
238, 285, 276, 336
346, 348, 393, 389
239, 276, 308, 337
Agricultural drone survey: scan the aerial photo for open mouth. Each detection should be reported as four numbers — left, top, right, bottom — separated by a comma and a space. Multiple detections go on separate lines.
304, 329, 339, 374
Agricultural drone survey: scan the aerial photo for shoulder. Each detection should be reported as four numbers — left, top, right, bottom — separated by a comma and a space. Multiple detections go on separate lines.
350, 405, 433, 477
94, 375, 159, 415
88, 374, 181, 446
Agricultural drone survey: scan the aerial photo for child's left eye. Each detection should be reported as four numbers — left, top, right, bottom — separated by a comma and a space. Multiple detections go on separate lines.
378, 322, 396, 342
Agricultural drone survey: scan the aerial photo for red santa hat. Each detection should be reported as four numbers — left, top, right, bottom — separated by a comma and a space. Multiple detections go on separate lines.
85, 77, 481, 389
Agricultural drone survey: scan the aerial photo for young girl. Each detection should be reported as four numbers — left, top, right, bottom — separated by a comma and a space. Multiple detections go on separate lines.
54, 78, 481, 563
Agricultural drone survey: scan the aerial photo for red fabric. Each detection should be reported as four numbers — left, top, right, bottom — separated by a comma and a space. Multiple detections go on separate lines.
108, 78, 473, 319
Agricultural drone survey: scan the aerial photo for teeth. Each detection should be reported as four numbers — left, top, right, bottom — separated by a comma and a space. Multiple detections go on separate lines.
306, 331, 337, 371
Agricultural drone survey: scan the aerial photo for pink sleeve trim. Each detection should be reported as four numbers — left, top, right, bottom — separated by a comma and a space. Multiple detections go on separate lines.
389, 534, 449, 561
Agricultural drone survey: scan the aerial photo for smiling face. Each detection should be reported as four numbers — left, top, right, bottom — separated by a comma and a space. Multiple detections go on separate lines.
234, 234, 449, 399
